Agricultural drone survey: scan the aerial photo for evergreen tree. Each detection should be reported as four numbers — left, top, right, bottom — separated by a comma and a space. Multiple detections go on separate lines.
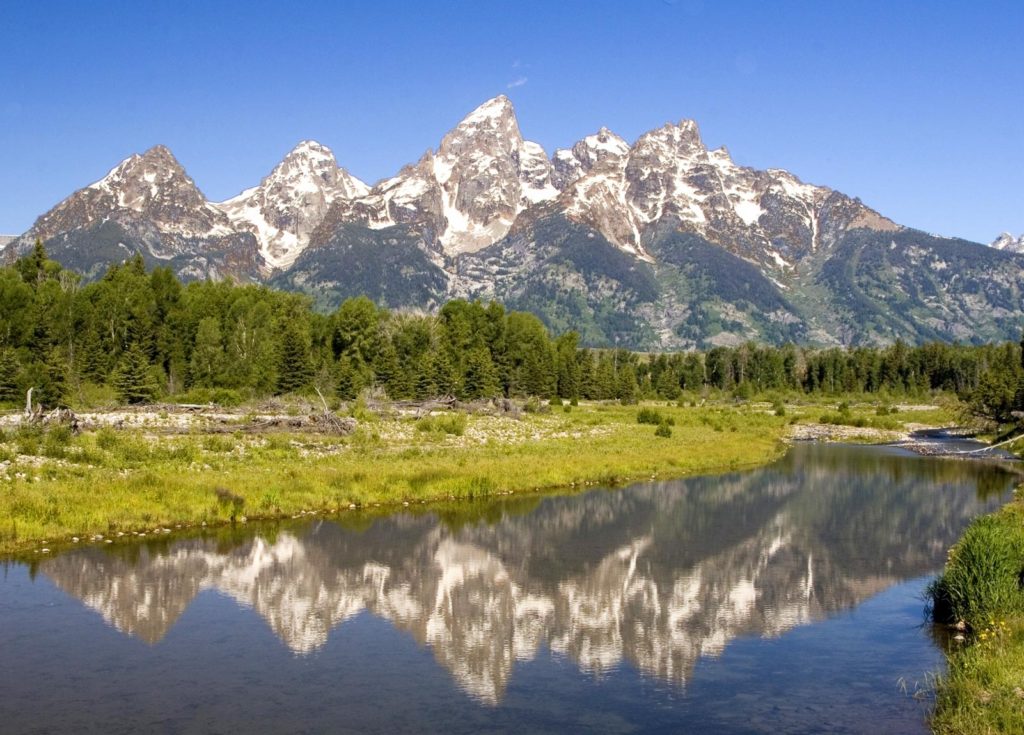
431, 347, 459, 397
0, 348, 20, 403
336, 355, 359, 400
462, 347, 499, 399
113, 343, 158, 404
276, 323, 313, 394
371, 339, 400, 397
593, 352, 616, 399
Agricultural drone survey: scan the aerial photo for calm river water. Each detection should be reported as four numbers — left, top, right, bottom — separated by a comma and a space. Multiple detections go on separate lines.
1, 443, 1020, 734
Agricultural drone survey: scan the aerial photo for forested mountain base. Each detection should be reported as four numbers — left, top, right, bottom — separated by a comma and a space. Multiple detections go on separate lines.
0, 244, 1022, 426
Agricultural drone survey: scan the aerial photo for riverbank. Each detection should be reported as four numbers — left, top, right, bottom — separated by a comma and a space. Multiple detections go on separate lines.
929, 485, 1024, 734
0, 398, 957, 557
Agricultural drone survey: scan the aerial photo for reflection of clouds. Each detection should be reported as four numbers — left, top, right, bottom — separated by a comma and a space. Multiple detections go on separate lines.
42, 447, 1013, 704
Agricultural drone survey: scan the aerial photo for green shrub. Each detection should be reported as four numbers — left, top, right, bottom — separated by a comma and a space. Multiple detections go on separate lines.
41, 425, 73, 458
415, 413, 467, 436
523, 396, 549, 413
95, 427, 120, 451
733, 382, 754, 401
202, 435, 237, 453
14, 425, 43, 456
930, 513, 1024, 627
654, 422, 673, 438
637, 408, 663, 425
175, 388, 246, 407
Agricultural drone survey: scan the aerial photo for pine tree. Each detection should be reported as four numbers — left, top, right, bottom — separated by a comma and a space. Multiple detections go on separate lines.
336, 355, 358, 400
0, 348, 20, 403
462, 347, 499, 399
372, 340, 401, 397
113, 343, 158, 404
276, 324, 313, 394
431, 347, 459, 397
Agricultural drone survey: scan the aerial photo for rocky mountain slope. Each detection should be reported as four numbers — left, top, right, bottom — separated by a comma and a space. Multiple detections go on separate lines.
6, 96, 1023, 348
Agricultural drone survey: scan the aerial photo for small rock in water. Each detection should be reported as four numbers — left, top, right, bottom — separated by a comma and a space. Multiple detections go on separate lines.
349, 504, 357, 510
71, 537, 79, 543
41, 548, 49, 554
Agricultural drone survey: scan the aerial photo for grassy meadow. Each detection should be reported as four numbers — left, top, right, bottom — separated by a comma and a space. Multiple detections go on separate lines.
0, 394, 960, 557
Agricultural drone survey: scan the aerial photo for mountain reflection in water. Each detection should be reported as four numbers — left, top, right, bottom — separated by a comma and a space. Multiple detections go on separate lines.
35, 444, 1019, 705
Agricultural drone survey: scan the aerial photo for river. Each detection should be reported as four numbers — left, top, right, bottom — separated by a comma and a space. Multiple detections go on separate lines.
0, 443, 1019, 733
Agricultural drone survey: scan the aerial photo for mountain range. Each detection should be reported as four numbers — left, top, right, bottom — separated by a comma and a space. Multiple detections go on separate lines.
4, 95, 1023, 348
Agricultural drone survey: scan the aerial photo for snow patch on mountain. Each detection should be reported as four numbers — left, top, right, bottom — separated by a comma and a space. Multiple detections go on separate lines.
217, 140, 369, 270
339, 96, 560, 255
991, 232, 1024, 254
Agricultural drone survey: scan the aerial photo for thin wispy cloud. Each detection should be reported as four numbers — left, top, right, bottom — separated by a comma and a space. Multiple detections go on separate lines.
507, 76, 528, 89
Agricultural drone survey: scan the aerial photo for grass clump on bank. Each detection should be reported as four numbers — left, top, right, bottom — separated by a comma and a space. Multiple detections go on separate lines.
929, 488, 1024, 734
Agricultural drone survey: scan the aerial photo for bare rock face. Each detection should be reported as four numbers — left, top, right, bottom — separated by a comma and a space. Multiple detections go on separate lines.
323, 96, 559, 256
217, 141, 369, 271
552, 127, 630, 188
7, 145, 261, 280
31, 145, 235, 244
557, 119, 898, 270
991, 232, 1024, 253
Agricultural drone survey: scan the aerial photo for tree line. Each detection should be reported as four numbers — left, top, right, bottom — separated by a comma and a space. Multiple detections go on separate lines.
1, 244, 1022, 422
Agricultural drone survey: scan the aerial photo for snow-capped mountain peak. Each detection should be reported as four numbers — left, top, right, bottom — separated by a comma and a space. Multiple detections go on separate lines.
24, 144, 237, 246
991, 232, 1024, 253
89, 145, 211, 216
217, 140, 369, 270
552, 127, 630, 187
328, 95, 559, 256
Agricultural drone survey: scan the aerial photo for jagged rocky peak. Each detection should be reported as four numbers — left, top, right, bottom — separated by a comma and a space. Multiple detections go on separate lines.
556, 115, 899, 267
24, 144, 234, 243
335, 95, 559, 256
991, 231, 1024, 253
552, 127, 630, 187
431, 95, 556, 252
92, 145, 210, 212
217, 140, 369, 270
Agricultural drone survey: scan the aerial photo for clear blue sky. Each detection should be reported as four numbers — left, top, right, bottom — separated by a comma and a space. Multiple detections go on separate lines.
1, 0, 1021, 243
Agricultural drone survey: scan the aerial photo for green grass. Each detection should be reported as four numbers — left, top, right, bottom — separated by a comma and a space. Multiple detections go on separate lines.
929, 488, 1024, 734
0, 402, 792, 556
0, 396, 960, 558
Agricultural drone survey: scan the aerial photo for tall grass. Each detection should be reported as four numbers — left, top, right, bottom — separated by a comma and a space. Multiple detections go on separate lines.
929, 489, 1024, 734
929, 511, 1024, 627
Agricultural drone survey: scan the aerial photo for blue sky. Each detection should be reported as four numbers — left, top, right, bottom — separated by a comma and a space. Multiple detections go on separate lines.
1, 0, 1021, 242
